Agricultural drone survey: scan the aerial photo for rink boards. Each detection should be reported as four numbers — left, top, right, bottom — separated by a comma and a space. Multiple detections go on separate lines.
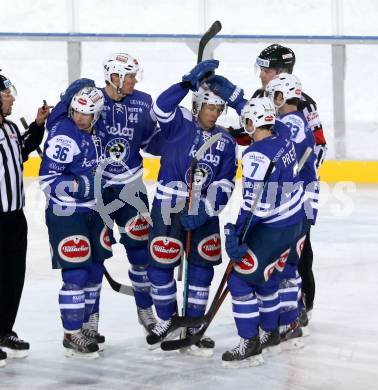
23, 157, 378, 183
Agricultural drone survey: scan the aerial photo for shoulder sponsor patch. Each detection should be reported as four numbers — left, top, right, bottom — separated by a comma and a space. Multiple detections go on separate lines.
58, 235, 91, 263
150, 236, 183, 264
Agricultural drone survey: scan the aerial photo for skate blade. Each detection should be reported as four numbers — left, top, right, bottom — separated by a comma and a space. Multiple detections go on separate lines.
180, 345, 214, 357
147, 328, 181, 351
64, 348, 99, 359
282, 337, 304, 351
98, 342, 105, 352
262, 344, 281, 357
0, 360, 6, 368
221, 354, 264, 368
2, 348, 28, 359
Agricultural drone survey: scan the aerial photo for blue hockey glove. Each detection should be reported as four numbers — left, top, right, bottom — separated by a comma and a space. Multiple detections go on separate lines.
206, 75, 244, 108
60, 78, 96, 105
74, 173, 96, 199
181, 59, 219, 91
180, 199, 210, 230
224, 223, 248, 261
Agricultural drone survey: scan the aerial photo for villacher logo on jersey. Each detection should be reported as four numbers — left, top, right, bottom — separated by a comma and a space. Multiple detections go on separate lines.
125, 215, 149, 241
150, 237, 183, 264
198, 235, 221, 261
58, 235, 91, 263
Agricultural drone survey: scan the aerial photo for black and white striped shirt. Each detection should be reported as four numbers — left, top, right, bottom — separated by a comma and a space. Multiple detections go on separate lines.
0, 119, 44, 212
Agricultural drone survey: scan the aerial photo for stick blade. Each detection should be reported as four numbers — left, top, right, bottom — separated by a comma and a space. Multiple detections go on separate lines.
197, 20, 222, 63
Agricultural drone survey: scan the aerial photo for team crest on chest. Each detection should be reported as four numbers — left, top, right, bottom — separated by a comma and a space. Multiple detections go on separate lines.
185, 162, 213, 190
105, 138, 130, 165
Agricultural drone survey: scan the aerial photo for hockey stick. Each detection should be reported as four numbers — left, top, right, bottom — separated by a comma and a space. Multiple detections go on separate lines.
103, 267, 134, 296
177, 20, 223, 285
162, 146, 313, 350
180, 133, 222, 331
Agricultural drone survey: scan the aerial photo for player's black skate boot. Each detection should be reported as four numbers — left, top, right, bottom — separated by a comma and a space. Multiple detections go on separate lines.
180, 328, 215, 357
280, 320, 304, 350
260, 328, 281, 356
146, 318, 178, 350
0, 348, 7, 367
0, 331, 29, 358
137, 306, 157, 334
63, 330, 99, 359
82, 313, 105, 351
222, 336, 264, 368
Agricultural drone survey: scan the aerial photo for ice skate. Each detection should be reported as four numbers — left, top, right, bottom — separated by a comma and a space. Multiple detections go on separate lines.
222, 336, 264, 368
146, 319, 179, 350
260, 328, 281, 356
137, 306, 157, 334
63, 330, 99, 359
280, 321, 304, 350
0, 349, 6, 367
180, 329, 215, 357
0, 331, 29, 358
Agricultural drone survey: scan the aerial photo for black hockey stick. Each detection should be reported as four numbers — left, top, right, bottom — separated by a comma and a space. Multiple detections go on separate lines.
197, 20, 222, 64
103, 267, 134, 296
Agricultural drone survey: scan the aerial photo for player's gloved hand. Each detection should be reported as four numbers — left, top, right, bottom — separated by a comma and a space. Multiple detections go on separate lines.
74, 172, 96, 199
181, 59, 219, 91
224, 223, 248, 261
180, 199, 210, 230
60, 78, 96, 105
206, 75, 244, 108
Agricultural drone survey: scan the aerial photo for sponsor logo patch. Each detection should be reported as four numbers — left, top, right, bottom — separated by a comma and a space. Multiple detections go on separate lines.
58, 235, 91, 263
78, 98, 87, 105
125, 215, 149, 241
263, 261, 277, 281
296, 235, 306, 258
234, 249, 258, 275
275, 248, 290, 272
100, 226, 112, 251
198, 234, 221, 262
150, 236, 183, 264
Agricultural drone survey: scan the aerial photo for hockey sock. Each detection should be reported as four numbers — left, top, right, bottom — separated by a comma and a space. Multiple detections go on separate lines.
126, 247, 153, 309
279, 277, 299, 326
228, 272, 259, 339
148, 266, 177, 321
186, 263, 214, 321
60, 268, 88, 331
255, 275, 280, 332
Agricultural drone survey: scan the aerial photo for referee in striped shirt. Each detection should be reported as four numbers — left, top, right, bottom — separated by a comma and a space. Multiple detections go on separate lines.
0, 71, 49, 364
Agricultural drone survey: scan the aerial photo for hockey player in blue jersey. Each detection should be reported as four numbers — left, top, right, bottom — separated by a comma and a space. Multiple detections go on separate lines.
144, 60, 237, 356
98, 53, 159, 334
265, 73, 318, 343
40, 85, 112, 358
219, 97, 307, 367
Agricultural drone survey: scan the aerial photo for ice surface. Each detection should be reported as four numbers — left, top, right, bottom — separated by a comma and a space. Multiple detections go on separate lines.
0, 179, 377, 389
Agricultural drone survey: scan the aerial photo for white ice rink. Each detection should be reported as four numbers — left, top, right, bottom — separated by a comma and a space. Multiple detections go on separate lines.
1, 179, 378, 390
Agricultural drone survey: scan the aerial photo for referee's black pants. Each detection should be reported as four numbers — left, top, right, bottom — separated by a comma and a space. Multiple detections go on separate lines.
0, 209, 27, 336
297, 229, 315, 311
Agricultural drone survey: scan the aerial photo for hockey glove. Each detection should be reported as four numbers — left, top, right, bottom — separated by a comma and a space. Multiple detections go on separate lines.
206, 75, 244, 108
60, 78, 96, 105
180, 199, 210, 230
74, 173, 96, 199
224, 223, 248, 261
181, 59, 219, 91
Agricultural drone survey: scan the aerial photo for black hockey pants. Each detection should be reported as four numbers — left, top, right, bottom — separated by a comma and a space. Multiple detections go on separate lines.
297, 229, 315, 310
0, 209, 27, 335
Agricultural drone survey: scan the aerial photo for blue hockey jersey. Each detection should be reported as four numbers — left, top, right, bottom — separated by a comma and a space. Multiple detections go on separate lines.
100, 88, 159, 186
39, 112, 103, 213
277, 112, 319, 221
237, 124, 305, 236
148, 83, 237, 214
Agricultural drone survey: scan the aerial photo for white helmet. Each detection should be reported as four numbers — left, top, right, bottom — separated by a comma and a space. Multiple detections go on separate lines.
192, 86, 225, 117
103, 53, 141, 91
240, 97, 276, 135
265, 73, 302, 108
70, 86, 104, 128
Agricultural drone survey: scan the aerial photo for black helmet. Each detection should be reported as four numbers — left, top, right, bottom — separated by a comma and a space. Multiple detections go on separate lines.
256, 44, 296, 73
0, 72, 12, 92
